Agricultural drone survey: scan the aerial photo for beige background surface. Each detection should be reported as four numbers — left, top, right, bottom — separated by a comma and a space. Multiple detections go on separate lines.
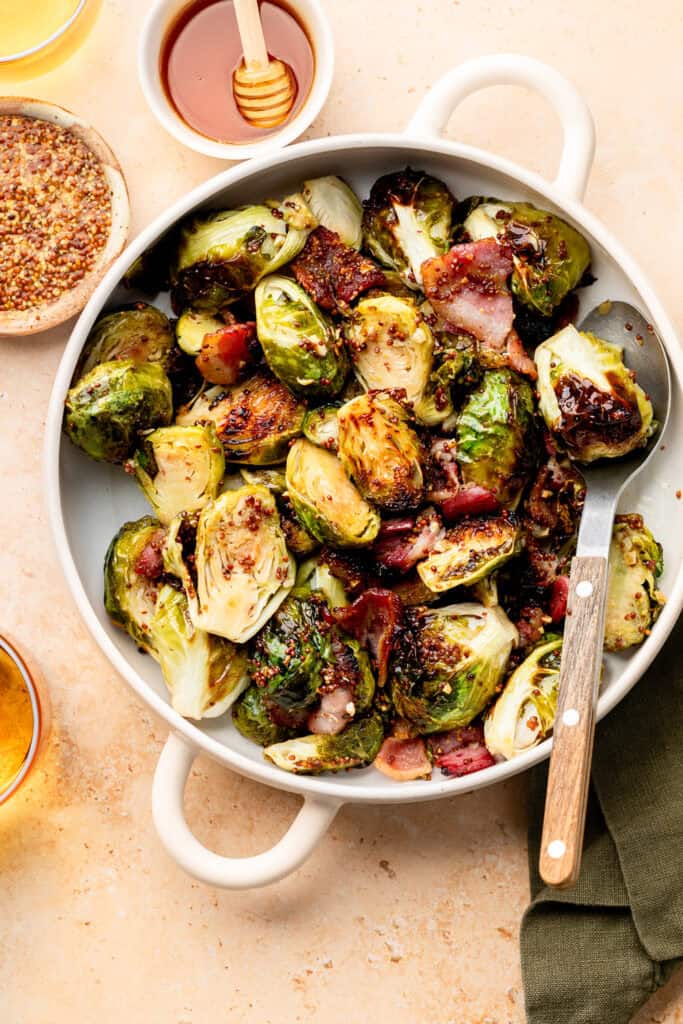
1, 1, 682, 1021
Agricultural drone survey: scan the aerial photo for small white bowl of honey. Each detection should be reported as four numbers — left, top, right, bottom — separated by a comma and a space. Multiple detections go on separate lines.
139, 0, 334, 161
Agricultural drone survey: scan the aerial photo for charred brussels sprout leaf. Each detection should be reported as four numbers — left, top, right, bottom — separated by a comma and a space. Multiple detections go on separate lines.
65, 360, 173, 463
455, 369, 537, 505
302, 404, 340, 451
362, 169, 455, 288
175, 309, 224, 357
76, 304, 176, 377
250, 595, 329, 713
104, 516, 164, 652
232, 684, 294, 746
264, 714, 384, 774
130, 423, 225, 525
302, 176, 363, 249
462, 199, 591, 317
604, 514, 665, 651
286, 438, 381, 547
255, 275, 348, 398
337, 391, 424, 512
176, 371, 305, 464
484, 634, 562, 759
391, 603, 518, 734
417, 515, 520, 592
535, 325, 655, 462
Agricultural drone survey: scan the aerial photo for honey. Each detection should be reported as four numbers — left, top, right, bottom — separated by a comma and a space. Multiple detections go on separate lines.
0, 641, 37, 801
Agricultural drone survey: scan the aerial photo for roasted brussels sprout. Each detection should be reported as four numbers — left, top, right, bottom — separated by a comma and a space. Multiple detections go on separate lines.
239, 466, 287, 492
286, 438, 381, 547
391, 603, 518, 734
302, 176, 363, 249
277, 492, 319, 556
129, 423, 225, 525
417, 515, 520, 592
362, 169, 455, 288
254, 275, 348, 398
176, 371, 305, 464
175, 309, 224, 357
604, 514, 665, 651
343, 293, 436, 421
302, 404, 340, 451
455, 369, 537, 505
232, 683, 293, 746
484, 635, 562, 759
264, 714, 384, 774
250, 595, 330, 714
462, 199, 591, 317
292, 555, 349, 608
337, 391, 424, 512
150, 584, 248, 719
65, 360, 173, 463
76, 304, 175, 377
535, 325, 655, 462
172, 204, 310, 311
104, 515, 164, 652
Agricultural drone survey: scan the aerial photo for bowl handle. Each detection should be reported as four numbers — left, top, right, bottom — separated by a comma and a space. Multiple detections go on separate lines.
152, 732, 342, 889
406, 54, 595, 201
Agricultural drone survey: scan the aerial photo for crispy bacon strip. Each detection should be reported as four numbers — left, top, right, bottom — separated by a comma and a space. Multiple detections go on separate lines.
374, 736, 432, 781
291, 226, 386, 312
195, 321, 256, 387
308, 686, 355, 736
332, 588, 403, 687
372, 508, 444, 574
427, 724, 496, 777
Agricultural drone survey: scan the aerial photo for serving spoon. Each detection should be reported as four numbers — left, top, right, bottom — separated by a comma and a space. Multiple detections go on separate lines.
232, 0, 296, 129
539, 301, 670, 888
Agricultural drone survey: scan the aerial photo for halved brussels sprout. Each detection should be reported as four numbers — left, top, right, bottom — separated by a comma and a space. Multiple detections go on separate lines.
343, 293, 435, 420
292, 555, 349, 608
65, 360, 173, 463
254, 275, 348, 398
605, 514, 665, 651
302, 176, 363, 249
484, 635, 562, 759
176, 371, 305, 464
250, 595, 328, 713
129, 423, 225, 525
172, 204, 310, 311
362, 169, 455, 288
417, 515, 520, 592
455, 369, 537, 505
175, 309, 224, 357
337, 391, 424, 512
264, 714, 384, 774
232, 684, 294, 746
239, 466, 287, 492
185, 485, 295, 643
286, 438, 381, 547
277, 492, 319, 556
76, 303, 175, 377
535, 325, 655, 462
390, 603, 518, 734
270, 191, 318, 231
104, 516, 164, 652
150, 584, 248, 720
302, 404, 340, 451
462, 199, 591, 317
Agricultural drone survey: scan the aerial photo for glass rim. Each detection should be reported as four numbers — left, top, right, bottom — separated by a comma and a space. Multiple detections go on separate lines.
0, 0, 88, 65
0, 635, 41, 805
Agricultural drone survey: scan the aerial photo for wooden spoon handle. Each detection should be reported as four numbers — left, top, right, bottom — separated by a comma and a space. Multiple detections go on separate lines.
539, 554, 608, 888
233, 0, 269, 69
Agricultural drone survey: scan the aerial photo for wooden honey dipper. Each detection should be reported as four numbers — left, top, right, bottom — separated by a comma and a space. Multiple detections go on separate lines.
232, 0, 296, 129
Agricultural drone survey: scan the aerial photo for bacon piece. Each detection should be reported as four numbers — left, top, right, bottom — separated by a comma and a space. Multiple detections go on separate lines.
134, 530, 165, 580
372, 508, 444, 574
308, 686, 355, 736
374, 735, 432, 781
425, 441, 500, 521
440, 484, 500, 521
291, 226, 386, 312
549, 575, 569, 623
427, 724, 496, 778
332, 589, 403, 687
515, 603, 552, 651
195, 322, 256, 387
422, 239, 536, 378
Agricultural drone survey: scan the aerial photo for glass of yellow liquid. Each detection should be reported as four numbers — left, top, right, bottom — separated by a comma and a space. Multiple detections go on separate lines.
0, 0, 99, 77
0, 636, 49, 805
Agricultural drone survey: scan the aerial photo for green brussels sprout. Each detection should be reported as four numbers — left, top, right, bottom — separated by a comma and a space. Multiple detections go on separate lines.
175, 309, 225, 357
462, 199, 591, 317
484, 635, 563, 760
535, 325, 655, 462
176, 371, 306, 464
65, 360, 173, 463
277, 492, 319, 556
286, 438, 381, 547
76, 304, 176, 377
264, 714, 385, 774
302, 404, 340, 451
292, 555, 349, 608
455, 369, 537, 505
390, 603, 518, 734
239, 466, 287, 492
604, 513, 665, 651
150, 584, 248, 720
254, 275, 348, 398
302, 176, 363, 249
417, 515, 520, 592
362, 169, 455, 288
232, 684, 294, 746
172, 204, 310, 311
104, 515, 164, 652
337, 391, 424, 512
269, 191, 318, 231
343, 293, 436, 422
129, 423, 225, 525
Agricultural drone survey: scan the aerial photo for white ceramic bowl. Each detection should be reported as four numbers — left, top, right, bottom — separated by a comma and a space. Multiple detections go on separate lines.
138, 0, 334, 160
46, 55, 683, 890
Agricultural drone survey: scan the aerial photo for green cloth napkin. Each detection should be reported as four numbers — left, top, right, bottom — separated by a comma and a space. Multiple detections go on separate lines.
521, 616, 683, 1024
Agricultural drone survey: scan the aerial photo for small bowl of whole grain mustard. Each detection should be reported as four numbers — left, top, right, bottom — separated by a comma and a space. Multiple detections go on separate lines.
0, 98, 130, 336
